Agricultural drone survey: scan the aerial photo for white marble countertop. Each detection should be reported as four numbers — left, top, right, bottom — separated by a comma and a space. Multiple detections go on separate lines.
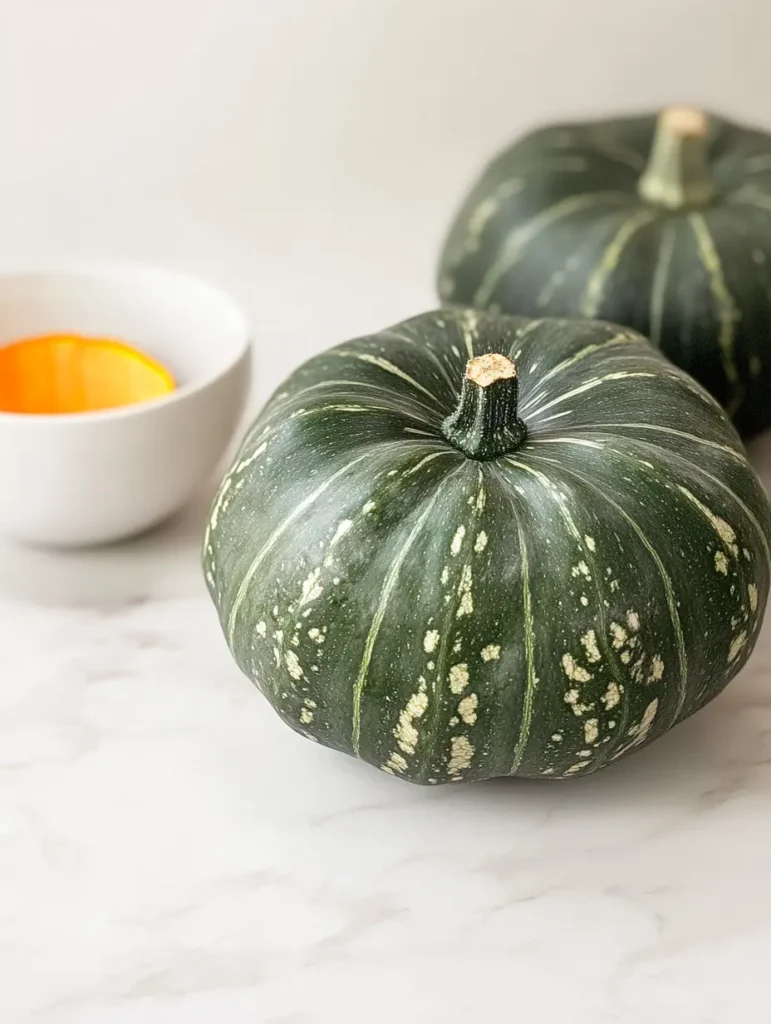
3, 355, 771, 1024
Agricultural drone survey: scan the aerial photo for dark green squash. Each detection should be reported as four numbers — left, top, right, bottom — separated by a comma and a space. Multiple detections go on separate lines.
203, 309, 771, 784
438, 106, 771, 437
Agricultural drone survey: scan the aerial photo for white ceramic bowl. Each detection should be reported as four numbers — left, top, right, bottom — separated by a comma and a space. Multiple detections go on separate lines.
0, 265, 251, 547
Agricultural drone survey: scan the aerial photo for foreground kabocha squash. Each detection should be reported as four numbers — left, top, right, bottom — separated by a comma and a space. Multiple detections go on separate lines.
438, 105, 771, 437
204, 309, 771, 784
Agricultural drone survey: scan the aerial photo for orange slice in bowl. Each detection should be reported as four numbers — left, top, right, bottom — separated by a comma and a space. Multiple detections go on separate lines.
0, 334, 176, 414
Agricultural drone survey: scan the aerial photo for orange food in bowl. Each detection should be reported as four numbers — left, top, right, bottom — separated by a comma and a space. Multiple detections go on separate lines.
0, 334, 176, 414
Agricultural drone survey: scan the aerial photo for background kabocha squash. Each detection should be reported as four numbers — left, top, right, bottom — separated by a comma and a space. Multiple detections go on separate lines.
438, 105, 771, 438
204, 309, 771, 785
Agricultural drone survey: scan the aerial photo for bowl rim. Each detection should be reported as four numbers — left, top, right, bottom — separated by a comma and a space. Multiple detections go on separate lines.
0, 261, 252, 425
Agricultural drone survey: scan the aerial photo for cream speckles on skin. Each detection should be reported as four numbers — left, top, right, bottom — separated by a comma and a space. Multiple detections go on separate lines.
561, 653, 592, 682
474, 531, 488, 554
284, 650, 303, 680
678, 486, 739, 555
394, 682, 429, 755
610, 622, 628, 649
362, 500, 376, 514
584, 718, 599, 744
458, 693, 478, 725
584, 535, 596, 551
728, 631, 748, 663
580, 595, 589, 606
632, 698, 658, 740
475, 487, 487, 512
749, 584, 759, 612
570, 700, 592, 717
300, 707, 313, 725
449, 663, 470, 694
564, 759, 591, 776
256, 621, 267, 638
551, 732, 563, 742
308, 627, 325, 644
457, 564, 474, 617
648, 655, 664, 682
481, 644, 501, 662
423, 629, 440, 654
613, 698, 659, 760
580, 629, 602, 663
441, 566, 450, 585
626, 610, 640, 632
447, 735, 474, 775
450, 525, 466, 555
330, 519, 353, 546
601, 682, 621, 709
384, 749, 409, 770
715, 550, 729, 575
571, 561, 591, 580
299, 568, 324, 606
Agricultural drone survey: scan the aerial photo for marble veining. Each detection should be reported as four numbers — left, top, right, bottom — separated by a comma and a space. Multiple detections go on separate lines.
2, 440, 771, 1024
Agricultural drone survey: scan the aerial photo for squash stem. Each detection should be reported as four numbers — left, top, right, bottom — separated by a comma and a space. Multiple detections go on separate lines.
442, 353, 527, 460
638, 106, 716, 210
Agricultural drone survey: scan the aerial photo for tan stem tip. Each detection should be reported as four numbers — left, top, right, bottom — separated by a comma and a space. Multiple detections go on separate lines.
466, 353, 517, 388
660, 105, 709, 138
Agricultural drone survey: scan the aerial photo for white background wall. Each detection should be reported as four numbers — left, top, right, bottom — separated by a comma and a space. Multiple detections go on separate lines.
1, 0, 770, 403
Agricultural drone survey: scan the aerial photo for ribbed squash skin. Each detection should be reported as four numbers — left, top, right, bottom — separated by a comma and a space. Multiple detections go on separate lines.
438, 111, 771, 437
204, 310, 771, 784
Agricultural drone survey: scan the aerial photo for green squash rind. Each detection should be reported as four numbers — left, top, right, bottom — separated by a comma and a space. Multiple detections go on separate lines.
437, 109, 771, 438
204, 309, 771, 785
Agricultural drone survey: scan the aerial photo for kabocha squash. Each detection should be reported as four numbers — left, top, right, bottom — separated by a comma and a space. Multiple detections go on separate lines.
204, 309, 771, 784
438, 105, 771, 438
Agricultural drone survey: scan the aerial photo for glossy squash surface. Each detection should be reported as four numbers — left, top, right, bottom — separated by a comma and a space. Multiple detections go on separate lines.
439, 106, 771, 437
205, 309, 771, 784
